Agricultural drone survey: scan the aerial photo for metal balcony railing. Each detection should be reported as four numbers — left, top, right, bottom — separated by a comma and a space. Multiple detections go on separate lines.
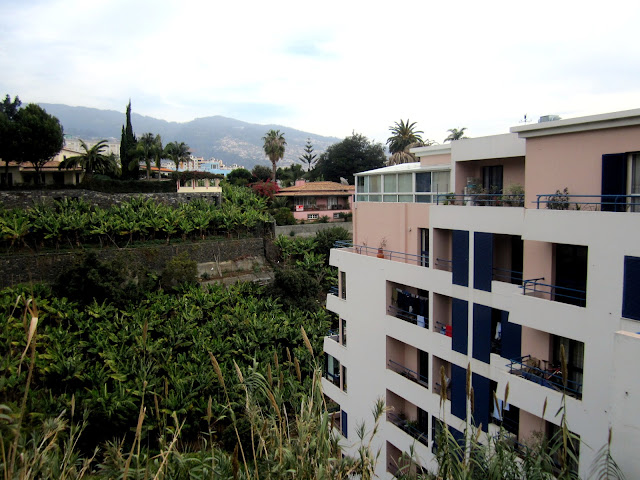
333, 240, 429, 266
387, 359, 429, 387
434, 258, 452, 272
506, 355, 582, 399
328, 285, 339, 296
492, 266, 523, 285
327, 329, 339, 342
433, 320, 452, 337
387, 412, 429, 446
536, 193, 640, 211
435, 193, 525, 207
323, 371, 341, 387
387, 305, 428, 329
521, 277, 586, 307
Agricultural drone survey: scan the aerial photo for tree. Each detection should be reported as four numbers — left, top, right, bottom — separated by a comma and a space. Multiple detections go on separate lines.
225, 168, 253, 186
0, 94, 22, 185
164, 140, 190, 172
13, 104, 64, 184
444, 127, 468, 142
298, 138, 317, 171
152, 134, 163, 180
262, 129, 286, 181
314, 133, 386, 184
386, 119, 424, 155
59, 139, 117, 176
119, 100, 138, 180
136, 132, 155, 180
277, 163, 304, 187
252, 164, 272, 182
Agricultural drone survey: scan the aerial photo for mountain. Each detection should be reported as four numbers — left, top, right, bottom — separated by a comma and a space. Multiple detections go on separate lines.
39, 103, 340, 170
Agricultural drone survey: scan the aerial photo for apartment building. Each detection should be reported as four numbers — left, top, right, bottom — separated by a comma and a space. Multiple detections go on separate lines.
322, 109, 640, 479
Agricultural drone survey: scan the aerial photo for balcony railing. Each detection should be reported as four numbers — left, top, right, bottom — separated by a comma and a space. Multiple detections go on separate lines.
293, 204, 350, 212
387, 412, 429, 446
387, 305, 428, 328
492, 266, 523, 285
387, 359, 429, 387
434, 320, 452, 337
433, 382, 451, 400
535, 193, 640, 211
327, 329, 339, 343
507, 355, 582, 399
324, 371, 341, 387
333, 240, 429, 266
434, 258, 452, 272
435, 193, 525, 207
521, 278, 586, 307
328, 285, 339, 296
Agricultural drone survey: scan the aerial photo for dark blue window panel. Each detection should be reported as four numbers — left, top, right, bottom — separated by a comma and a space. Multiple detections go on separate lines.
474, 232, 493, 292
601, 153, 627, 212
623, 256, 640, 321
451, 364, 466, 421
472, 303, 492, 363
452, 230, 469, 287
501, 310, 521, 360
341, 410, 348, 438
452, 298, 468, 355
472, 373, 490, 432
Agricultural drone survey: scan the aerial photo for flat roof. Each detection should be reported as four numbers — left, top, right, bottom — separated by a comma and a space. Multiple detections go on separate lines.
357, 162, 450, 176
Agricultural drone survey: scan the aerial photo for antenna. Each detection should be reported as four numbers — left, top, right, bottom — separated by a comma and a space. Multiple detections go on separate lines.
520, 114, 531, 124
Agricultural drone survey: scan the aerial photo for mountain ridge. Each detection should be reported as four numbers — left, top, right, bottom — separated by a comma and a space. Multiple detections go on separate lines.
39, 103, 340, 170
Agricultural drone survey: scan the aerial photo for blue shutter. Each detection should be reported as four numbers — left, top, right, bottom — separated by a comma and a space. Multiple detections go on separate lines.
472, 304, 491, 363
501, 311, 521, 360
341, 410, 348, 438
623, 256, 640, 321
473, 232, 493, 291
452, 230, 469, 287
472, 373, 490, 432
601, 153, 627, 212
451, 364, 466, 420
452, 298, 468, 355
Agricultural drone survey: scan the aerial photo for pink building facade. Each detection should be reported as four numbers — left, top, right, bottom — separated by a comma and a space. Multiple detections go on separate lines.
323, 109, 640, 479
276, 180, 354, 222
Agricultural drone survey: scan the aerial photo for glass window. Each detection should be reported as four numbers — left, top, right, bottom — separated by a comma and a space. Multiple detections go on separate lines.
432, 171, 451, 193
384, 174, 397, 192
369, 175, 381, 192
368, 194, 382, 202
416, 195, 432, 203
416, 172, 432, 192
340, 271, 346, 299
356, 176, 368, 193
341, 318, 347, 346
383, 195, 398, 202
398, 194, 413, 202
356, 195, 368, 202
398, 173, 412, 192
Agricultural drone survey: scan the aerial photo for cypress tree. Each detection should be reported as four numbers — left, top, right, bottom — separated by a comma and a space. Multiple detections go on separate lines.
119, 100, 138, 179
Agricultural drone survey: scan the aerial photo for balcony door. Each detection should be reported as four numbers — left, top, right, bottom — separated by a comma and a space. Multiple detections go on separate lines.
419, 228, 429, 267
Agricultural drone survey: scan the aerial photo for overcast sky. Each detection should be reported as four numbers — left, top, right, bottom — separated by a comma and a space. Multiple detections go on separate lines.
2, 0, 639, 144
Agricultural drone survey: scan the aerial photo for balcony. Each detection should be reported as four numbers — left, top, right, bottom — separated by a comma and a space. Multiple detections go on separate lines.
507, 355, 582, 400
434, 192, 524, 207
521, 278, 586, 308
387, 359, 429, 388
387, 305, 428, 329
333, 240, 428, 266
535, 193, 640, 212
433, 293, 452, 337
387, 412, 429, 447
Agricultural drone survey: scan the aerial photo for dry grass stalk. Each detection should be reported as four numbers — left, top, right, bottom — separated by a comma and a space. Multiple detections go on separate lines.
301, 326, 314, 357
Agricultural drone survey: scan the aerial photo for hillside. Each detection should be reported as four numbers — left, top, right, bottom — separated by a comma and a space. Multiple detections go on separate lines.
39, 103, 340, 170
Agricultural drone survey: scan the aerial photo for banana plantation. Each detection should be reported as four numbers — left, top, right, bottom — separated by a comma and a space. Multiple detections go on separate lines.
0, 184, 271, 251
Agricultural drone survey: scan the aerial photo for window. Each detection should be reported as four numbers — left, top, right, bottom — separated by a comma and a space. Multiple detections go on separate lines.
384, 174, 397, 192
623, 256, 640, 320
328, 196, 338, 209
398, 173, 412, 192
483, 166, 503, 193
416, 172, 431, 192
340, 271, 346, 299
333, 213, 341, 219
307, 213, 319, 220
369, 175, 381, 193
356, 176, 368, 193
630, 154, 640, 212
341, 318, 347, 346
341, 365, 347, 392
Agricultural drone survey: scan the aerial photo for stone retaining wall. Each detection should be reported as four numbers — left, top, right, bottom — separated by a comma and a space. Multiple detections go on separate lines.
0, 237, 264, 289
275, 222, 352, 238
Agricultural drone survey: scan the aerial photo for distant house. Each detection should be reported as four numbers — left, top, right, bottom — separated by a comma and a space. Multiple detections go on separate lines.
276, 180, 354, 222
2, 147, 85, 186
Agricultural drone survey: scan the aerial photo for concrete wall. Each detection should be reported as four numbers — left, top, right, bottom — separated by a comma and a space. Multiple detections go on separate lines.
0, 237, 264, 289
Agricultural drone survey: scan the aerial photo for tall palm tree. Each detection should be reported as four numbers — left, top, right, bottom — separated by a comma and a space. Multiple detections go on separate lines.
164, 141, 190, 172
153, 134, 163, 180
59, 139, 116, 175
386, 119, 424, 155
136, 133, 155, 180
444, 127, 468, 142
262, 129, 286, 181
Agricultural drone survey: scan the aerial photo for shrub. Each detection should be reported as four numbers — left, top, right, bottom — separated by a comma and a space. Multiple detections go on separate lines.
160, 252, 197, 291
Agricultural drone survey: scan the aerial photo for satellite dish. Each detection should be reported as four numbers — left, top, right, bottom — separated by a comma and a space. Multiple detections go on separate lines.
340, 177, 349, 185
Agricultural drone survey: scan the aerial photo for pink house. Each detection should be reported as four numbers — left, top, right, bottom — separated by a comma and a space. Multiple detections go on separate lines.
276, 180, 354, 222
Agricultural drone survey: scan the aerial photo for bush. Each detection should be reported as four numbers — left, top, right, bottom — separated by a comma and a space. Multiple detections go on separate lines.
314, 226, 351, 264
273, 206, 296, 226
160, 253, 197, 291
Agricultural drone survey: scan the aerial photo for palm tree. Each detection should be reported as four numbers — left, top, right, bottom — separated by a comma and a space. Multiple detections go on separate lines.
262, 129, 286, 181
444, 127, 468, 142
59, 139, 116, 176
153, 134, 163, 180
136, 133, 155, 180
164, 141, 190, 172
386, 119, 424, 155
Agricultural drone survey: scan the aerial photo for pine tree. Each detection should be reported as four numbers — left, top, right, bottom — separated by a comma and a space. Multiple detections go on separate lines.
298, 138, 317, 171
119, 100, 138, 179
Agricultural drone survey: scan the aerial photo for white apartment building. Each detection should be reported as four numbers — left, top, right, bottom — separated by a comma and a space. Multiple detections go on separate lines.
322, 109, 640, 479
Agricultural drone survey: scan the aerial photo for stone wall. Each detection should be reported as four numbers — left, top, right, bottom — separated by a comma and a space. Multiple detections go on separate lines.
275, 221, 353, 238
0, 189, 221, 210
0, 237, 264, 289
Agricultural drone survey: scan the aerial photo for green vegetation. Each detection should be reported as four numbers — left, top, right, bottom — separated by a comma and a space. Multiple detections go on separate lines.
59, 139, 118, 176
0, 185, 270, 251
444, 127, 468, 142
262, 129, 286, 182
298, 138, 317, 171
312, 133, 386, 184
119, 100, 139, 181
